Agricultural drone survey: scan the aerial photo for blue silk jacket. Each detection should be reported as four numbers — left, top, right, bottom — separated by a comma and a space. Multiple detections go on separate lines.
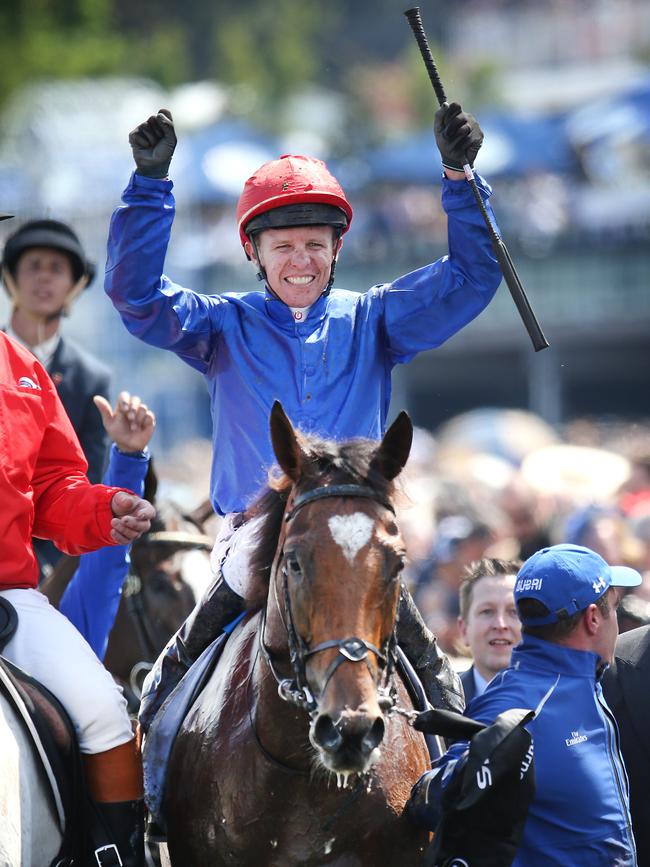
105, 172, 501, 515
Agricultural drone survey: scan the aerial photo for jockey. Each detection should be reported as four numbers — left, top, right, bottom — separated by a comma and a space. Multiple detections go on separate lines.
105, 103, 500, 730
2, 218, 112, 578
0, 304, 154, 866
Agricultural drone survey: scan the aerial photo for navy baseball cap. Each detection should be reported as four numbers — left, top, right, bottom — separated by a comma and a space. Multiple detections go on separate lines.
514, 543, 642, 626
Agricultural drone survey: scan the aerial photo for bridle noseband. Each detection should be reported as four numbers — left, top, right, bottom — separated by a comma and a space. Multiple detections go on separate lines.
261, 483, 399, 717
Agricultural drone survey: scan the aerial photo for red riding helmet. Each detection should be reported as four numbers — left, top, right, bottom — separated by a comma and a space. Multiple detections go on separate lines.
236, 154, 353, 248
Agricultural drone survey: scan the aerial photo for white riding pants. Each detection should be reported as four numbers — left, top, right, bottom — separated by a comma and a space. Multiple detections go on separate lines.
0, 588, 134, 754
210, 513, 264, 599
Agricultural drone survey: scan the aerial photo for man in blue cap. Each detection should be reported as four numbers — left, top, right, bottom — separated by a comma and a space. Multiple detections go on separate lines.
409, 543, 641, 866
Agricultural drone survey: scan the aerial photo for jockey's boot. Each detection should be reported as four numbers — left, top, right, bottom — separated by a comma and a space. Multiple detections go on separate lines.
139, 572, 245, 732
396, 584, 465, 713
83, 738, 145, 867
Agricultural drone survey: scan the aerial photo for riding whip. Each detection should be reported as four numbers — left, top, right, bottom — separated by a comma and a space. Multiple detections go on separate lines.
404, 7, 549, 352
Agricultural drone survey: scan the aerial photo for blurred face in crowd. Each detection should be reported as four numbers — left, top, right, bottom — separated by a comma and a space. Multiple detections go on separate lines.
459, 573, 521, 682
580, 516, 625, 566
245, 225, 340, 308
13, 247, 75, 320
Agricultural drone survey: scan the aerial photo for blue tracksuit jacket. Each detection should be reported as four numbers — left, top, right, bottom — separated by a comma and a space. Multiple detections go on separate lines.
409, 634, 637, 866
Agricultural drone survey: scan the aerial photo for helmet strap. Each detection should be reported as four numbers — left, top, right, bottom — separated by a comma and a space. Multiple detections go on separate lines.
60, 274, 89, 316
324, 231, 344, 294
249, 235, 268, 286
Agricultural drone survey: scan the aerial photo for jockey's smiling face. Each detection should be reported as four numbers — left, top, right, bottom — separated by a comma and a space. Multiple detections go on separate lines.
14, 247, 75, 319
245, 225, 341, 308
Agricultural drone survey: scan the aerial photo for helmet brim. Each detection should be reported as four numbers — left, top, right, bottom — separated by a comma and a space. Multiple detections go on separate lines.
244, 203, 348, 238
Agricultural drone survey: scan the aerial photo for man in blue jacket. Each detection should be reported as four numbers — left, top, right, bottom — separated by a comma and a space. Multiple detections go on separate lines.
409, 544, 641, 866
104, 103, 503, 728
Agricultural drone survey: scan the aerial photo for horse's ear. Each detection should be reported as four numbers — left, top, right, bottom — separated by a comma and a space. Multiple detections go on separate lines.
370, 411, 413, 481
270, 400, 303, 481
143, 456, 158, 505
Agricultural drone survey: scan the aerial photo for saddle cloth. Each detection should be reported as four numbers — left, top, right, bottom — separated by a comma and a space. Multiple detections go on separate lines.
143, 631, 230, 826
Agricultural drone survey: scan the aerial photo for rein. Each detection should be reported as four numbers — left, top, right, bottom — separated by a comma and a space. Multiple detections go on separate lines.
123, 571, 162, 662
260, 483, 400, 717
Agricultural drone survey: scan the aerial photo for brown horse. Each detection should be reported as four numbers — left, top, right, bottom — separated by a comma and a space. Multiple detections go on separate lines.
164, 403, 431, 866
104, 500, 214, 707
41, 497, 214, 710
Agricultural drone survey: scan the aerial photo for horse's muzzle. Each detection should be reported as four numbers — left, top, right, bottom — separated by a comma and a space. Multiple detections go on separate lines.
310, 708, 385, 772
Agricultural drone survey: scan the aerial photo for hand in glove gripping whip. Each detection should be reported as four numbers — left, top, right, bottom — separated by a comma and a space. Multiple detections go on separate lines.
434, 102, 484, 173
129, 108, 177, 179
409, 707, 536, 867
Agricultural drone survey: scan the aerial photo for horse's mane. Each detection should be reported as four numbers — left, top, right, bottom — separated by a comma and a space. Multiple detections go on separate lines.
243, 431, 397, 609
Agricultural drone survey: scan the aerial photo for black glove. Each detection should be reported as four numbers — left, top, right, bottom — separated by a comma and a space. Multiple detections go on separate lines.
434, 101, 483, 173
129, 108, 177, 179
426, 708, 536, 867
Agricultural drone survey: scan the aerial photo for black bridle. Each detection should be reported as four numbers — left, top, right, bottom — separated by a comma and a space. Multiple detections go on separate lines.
260, 483, 400, 717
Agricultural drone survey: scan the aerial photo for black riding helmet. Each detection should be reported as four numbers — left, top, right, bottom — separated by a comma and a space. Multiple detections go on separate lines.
2, 218, 96, 286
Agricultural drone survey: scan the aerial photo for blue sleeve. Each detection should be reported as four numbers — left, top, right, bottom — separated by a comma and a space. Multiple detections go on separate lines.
380, 174, 502, 363
59, 445, 149, 659
408, 739, 469, 830
104, 172, 227, 374
408, 678, 517, 830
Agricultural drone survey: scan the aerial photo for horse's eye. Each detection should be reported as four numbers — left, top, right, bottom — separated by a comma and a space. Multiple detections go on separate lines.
285, 555, 302, 577
149, 573, 172, 594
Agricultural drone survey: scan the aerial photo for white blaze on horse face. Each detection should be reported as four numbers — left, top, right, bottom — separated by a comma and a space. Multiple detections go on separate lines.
328, 513, 375, 565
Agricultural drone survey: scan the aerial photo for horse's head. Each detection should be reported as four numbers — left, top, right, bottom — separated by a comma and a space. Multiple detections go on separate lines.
129, 500, 213, 636
264, 401, 413, 776
104, 499, 213, 701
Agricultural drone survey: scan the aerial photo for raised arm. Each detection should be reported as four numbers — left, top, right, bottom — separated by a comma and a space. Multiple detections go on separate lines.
105, 109, 226, 373
377, 104, 502, 361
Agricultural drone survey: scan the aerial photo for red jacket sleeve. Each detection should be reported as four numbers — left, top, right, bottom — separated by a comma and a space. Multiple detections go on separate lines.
0, 333, 130, 591
31, 360, 123, 552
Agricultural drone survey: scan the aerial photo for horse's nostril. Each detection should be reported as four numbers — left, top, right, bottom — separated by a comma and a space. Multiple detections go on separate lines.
361, 716, 385, 754
312, 714, 344, 752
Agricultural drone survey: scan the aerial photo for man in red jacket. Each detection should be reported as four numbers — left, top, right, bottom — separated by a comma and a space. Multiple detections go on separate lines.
0, 321, 154, 866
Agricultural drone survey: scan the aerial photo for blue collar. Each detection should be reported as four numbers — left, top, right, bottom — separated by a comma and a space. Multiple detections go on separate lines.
512, 633, 602, 679
263, 286, 329, 328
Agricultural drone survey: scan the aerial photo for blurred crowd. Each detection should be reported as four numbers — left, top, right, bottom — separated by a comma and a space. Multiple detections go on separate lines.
385, 409, 650, 658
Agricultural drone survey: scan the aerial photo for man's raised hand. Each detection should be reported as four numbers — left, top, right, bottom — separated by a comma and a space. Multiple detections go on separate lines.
94, 391, 156, 454
128, 108, 177, 179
